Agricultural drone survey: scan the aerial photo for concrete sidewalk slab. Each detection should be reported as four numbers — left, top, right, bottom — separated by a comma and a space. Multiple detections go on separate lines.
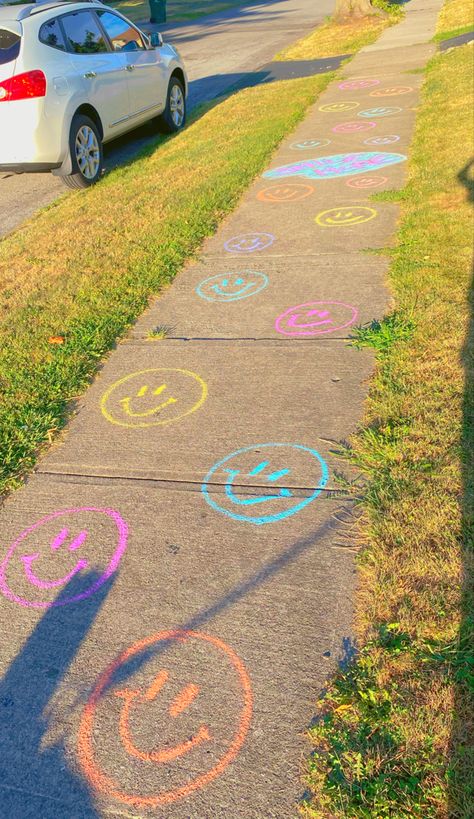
130, 253, 391, 340
0, 476, 354, 817
39, 341, 372, 489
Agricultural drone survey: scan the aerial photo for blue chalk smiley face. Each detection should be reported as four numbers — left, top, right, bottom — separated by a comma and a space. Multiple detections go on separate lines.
202, 443, 329, 524
196, 271, 269, 303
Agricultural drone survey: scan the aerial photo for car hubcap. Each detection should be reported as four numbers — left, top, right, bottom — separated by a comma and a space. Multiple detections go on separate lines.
75, 125, 100, 180
169, 84, 184, 127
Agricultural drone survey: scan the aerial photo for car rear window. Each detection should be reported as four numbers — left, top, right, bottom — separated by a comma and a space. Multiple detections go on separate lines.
39, 18, 67, 52
0, 28, 21, 65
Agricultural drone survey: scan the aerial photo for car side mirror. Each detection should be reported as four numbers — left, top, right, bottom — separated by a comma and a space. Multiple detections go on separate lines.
150, 32, 163, 48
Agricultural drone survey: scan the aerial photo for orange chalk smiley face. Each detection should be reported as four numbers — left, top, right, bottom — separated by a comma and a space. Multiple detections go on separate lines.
257, 184, 314, 203
78, 630, 253, 808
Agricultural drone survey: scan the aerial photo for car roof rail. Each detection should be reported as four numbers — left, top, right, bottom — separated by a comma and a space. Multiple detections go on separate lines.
18, 0, 105, 21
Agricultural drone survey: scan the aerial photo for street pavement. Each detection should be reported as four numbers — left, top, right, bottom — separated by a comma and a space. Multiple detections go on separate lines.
0, 0, 444, 815
0, 0, 335, 238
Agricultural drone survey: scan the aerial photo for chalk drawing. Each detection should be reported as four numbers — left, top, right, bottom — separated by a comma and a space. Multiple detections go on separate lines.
319, 101, 359, 112
370, 86, 413, 97
364, 135, 400, 146
78, 629, 253, 807
224, 233, 275, 253
262, 152, 406, 181
0, 507, 128, 608
100, 368, 207, 428
257, 184, 314, 203
358, 107, 403, 118
290, 138, 331, 150
346, 176, 388, 189
338, 78, 380, 90
315, 206, 377, 227
201, 443, 329, 524
196, 271, 268, 302
275, 300, 358, 336
332, 120, 377, 133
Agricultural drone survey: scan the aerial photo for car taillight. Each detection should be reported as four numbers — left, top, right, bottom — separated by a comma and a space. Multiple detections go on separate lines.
0, 70, 46, 102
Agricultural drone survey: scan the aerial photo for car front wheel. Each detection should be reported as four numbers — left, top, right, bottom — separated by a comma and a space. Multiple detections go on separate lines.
61, 114, 104, 189
158, 77, 186, 134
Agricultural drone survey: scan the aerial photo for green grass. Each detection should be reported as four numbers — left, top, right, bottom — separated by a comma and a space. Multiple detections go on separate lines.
302, 41, 474, 819
106, 0, 251, 25
433, 23, 474, 42
0, 72, 336, 497
275, 0, 402, 60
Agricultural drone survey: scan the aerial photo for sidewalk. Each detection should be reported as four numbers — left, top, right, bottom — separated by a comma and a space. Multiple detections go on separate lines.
0, 0, 444, 815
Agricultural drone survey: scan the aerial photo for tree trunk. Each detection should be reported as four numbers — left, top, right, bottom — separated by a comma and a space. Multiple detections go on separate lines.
334, 0, 384, 21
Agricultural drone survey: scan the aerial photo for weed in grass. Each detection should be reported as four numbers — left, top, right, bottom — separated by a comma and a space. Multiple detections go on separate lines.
146, 325, 172, 340
350, 312, 416, 352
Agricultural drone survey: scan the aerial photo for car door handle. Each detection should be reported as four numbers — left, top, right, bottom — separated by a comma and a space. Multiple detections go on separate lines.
125, 64, 135, 71
83, 71, 96, 79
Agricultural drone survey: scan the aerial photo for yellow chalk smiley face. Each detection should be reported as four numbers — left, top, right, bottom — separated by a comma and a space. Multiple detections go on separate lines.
315, 206, 377, 227
101, 368, 207, 428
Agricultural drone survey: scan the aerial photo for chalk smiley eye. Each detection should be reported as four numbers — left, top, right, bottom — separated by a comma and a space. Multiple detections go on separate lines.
114, 670, 211, 764
119, 383, 177, 419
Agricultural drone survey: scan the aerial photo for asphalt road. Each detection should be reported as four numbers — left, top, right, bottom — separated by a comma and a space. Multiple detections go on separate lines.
0, 0, 334, 238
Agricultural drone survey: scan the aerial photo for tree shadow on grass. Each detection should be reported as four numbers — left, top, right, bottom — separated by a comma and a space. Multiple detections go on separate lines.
450, 156, 474, 816
0, 570, 115, 818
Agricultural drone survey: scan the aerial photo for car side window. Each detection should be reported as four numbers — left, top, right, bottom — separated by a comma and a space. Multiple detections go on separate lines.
60, 11, 108, 54
39, 18, 67, 52
97, 11, 146, 52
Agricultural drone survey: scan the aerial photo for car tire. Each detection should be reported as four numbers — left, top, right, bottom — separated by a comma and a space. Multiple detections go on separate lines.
61, 114, 104, 189
157, 77, 186, 134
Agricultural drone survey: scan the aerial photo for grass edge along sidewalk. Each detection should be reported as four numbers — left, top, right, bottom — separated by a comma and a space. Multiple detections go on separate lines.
301, 39, 474, 819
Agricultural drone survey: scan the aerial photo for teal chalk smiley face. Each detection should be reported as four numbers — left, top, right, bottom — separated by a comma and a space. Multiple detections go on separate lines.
196, 271, 269, 303
202, 443, 329, 525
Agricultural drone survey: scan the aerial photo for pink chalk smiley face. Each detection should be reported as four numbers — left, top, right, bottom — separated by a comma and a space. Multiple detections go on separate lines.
0, 507, 128, 608
275, 301, 358, 337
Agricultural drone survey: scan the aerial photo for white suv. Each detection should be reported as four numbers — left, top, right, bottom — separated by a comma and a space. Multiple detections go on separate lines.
0, 0, 187, 187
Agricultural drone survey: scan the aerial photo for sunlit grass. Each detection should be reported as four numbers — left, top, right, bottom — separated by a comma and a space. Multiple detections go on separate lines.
275, 2, 402, 61
302, 42, 474, 819
436, 0, 474, 38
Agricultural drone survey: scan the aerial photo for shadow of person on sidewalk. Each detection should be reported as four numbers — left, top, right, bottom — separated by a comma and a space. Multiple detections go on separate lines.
0, 570, 116, 818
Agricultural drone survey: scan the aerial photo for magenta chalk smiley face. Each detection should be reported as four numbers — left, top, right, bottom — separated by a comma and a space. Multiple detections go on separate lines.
0, 507, 128, 608
275, 301, 358, 337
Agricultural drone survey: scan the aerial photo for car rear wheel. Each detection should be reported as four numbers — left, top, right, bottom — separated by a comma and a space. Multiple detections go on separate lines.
157, 77, 186, 134
62, 114, 104, 189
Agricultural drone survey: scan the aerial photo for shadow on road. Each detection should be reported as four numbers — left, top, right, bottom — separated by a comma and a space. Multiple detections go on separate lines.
449, 156, 474, 815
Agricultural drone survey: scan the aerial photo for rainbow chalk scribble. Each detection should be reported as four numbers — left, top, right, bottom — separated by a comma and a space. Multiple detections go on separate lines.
262, 152, 406, 181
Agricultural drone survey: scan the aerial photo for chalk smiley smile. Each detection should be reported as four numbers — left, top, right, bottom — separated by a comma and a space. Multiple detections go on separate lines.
119, 383, 177, 418
223, 462, 293, 507
115, 670, 211, 763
